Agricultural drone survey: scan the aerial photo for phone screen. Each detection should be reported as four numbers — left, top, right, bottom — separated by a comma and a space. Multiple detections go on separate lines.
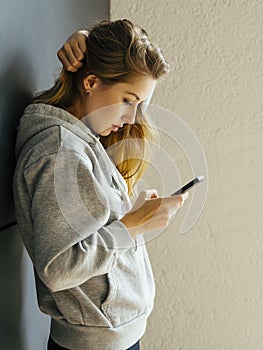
170, 175, 205, 196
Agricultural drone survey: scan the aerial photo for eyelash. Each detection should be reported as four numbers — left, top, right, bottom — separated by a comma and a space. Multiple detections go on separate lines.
123, 99, 133, 106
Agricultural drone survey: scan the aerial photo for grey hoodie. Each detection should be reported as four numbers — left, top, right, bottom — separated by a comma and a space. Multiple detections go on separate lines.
12, 103, 155, 350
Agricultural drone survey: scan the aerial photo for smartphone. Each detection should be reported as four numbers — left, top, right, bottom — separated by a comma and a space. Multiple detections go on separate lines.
170, 175, 205, 196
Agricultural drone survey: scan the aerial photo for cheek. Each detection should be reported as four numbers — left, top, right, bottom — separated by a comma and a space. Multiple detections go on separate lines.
101, 104, 125, 121
91, 93, 112, 110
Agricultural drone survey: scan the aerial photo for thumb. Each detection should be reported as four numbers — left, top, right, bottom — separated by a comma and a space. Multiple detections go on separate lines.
131, 189, 158, 212
142, 189, 159, 200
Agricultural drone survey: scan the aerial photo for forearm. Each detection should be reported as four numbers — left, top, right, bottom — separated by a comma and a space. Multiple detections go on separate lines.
120, 213, 141, 238
37, 220, 134, 292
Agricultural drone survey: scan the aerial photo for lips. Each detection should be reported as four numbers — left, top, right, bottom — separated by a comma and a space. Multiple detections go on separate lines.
112, 124, 123, 131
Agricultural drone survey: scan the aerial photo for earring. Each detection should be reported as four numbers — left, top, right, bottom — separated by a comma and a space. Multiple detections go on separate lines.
86, 89, 90, 94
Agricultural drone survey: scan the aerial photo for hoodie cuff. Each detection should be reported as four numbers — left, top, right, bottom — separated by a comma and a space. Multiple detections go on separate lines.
104, 220, 135, 251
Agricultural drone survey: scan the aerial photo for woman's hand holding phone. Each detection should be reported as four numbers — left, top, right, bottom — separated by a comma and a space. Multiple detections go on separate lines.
120, 189, 189, 238
120, 175, 205, 238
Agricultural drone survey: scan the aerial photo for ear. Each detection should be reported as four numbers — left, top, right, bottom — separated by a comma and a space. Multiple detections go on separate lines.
83, 74, 100, 92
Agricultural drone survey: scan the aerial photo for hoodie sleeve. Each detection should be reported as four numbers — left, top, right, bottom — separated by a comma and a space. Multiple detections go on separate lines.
24, 150, 134, 292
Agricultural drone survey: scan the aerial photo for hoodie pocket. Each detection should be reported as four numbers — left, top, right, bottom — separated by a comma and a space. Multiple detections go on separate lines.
52, 287, 112, 327
52, 244, 154, 329
101, 244, 155, 327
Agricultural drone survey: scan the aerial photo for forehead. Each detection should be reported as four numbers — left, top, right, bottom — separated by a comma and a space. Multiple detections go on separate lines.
115, 76, 157, 100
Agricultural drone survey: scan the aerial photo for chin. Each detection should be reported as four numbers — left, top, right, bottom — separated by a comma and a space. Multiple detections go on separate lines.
99, 129, 112, 136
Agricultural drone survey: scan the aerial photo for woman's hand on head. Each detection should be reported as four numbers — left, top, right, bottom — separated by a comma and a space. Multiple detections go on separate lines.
120, 189, 189, 238
57, 30, 88, 72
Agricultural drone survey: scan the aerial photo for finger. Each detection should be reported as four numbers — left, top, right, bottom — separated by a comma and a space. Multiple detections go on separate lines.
179, 192, 189, 208
65, 44, 84, 68
182, 192, 189, 201
167, 193, 188, 208
140, 189, 158, 200
132, 189, 158, 212
178, 192, 189, 202
64, 42, 84, 67
77, 37, 87, 55
147, 189, 158, 199
57, 49, 78, 72
72, 43, 85, 61
138, 190, 152, 200
60, 43, 83, 71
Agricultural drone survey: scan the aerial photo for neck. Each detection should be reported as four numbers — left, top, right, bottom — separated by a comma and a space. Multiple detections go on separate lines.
67, 103, 82, 120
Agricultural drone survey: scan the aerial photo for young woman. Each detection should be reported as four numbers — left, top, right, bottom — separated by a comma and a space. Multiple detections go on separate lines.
12, 19, 188, 350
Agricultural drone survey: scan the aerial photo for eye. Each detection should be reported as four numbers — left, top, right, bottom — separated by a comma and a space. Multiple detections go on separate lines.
123, 98, 133, 106
137, 102, 142, 111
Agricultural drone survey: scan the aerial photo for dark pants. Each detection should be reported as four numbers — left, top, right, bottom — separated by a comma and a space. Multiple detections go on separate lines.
47, 336, 140, 350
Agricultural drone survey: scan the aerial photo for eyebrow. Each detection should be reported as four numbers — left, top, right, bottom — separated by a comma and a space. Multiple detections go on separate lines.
126, 92, 141, 101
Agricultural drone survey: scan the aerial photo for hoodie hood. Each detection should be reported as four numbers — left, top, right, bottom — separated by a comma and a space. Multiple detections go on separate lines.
15, 103, 100, 161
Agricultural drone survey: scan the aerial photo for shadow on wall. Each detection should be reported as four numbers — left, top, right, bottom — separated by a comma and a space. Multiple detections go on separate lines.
0, 52, 33, 350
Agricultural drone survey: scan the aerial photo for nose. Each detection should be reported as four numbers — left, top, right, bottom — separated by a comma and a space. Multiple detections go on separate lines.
123, 104, 137, 125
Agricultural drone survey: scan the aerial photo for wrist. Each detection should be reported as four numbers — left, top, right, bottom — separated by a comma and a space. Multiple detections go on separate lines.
120, 215, 139, 239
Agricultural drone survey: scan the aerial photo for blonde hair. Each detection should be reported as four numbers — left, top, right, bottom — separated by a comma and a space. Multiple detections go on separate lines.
33, 19, 169, 196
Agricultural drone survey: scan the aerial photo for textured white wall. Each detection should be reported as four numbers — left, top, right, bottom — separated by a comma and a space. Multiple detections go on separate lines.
111, 1, 263, 350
